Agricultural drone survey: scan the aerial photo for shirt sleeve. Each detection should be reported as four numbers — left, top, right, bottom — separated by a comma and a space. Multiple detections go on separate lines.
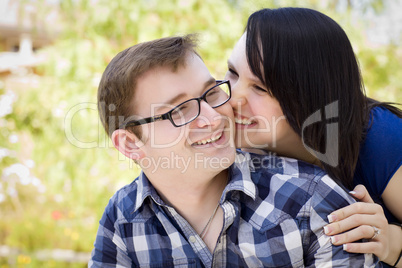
303, 175, 380, 267
88, 199, 132, 268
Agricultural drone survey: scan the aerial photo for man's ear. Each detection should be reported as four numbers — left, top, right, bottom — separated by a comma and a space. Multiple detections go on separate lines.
111, 129, 145, 161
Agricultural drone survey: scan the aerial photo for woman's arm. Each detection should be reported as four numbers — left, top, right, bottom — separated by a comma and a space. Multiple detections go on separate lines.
382, 165, 402, 222
324, 178, 402, 267
381, 166, 402, 267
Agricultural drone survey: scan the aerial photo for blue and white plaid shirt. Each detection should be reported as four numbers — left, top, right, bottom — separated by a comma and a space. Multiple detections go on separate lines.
89, 151, 379, 267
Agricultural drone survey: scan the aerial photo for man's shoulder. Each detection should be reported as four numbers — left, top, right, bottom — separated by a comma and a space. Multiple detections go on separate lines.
103, 177, 144, 224
237, 150, 327, 183
251, 151, 351, 195
236, 151, 355, 217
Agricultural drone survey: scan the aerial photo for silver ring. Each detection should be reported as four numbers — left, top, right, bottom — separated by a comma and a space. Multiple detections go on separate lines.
371, 226, 380, 240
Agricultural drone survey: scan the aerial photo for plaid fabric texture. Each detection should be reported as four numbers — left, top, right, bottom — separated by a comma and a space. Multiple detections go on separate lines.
89, 151, 380, 267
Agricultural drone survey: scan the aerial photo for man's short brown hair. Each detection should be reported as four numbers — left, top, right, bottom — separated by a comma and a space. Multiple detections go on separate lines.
98, 34, 199, 138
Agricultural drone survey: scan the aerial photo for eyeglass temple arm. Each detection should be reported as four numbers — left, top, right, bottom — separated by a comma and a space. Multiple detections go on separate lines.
121, 113, 170, 128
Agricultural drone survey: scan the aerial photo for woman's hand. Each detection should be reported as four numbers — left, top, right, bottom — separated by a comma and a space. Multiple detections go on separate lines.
323, 184, 390, 261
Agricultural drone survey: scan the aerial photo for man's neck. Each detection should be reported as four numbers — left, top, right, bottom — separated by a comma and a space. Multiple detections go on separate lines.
143, 168, 229, 252
144, 168, 228, 229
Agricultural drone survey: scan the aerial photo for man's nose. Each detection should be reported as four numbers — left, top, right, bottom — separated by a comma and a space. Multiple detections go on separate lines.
194, 101, 223, 128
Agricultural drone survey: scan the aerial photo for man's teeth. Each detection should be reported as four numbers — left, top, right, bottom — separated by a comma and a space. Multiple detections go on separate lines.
235, 118, 253, 125
195, 133, 222, 145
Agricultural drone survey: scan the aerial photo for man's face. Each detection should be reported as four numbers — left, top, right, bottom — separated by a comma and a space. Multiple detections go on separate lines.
132, 53, 235, 175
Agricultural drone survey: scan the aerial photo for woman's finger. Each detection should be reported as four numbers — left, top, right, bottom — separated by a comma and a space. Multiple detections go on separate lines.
327, 202, 383, 223
324, 213, 387, 236
349, 184, 374, 203
328, 225, 383, 245
343, 240, 389, 261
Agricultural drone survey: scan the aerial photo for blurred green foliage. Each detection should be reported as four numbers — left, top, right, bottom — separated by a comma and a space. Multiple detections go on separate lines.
0, 0, 400, 266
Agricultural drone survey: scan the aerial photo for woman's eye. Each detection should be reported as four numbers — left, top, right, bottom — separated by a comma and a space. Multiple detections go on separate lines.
254, 85, 273, 96
227, 68, 238, 77
225, 68, 238, 84
254, 85, 266, 92
254, 85, 268, 93
228, 68, 237, 75
225, 68, 237, 78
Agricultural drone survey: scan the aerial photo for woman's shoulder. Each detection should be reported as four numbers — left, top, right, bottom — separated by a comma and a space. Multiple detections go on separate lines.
355, 106, 402, 196
368, 106, 402, 130
364, 106, 402, 147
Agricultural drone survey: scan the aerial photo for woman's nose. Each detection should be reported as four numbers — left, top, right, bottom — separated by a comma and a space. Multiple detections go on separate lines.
229, 86, 247, 109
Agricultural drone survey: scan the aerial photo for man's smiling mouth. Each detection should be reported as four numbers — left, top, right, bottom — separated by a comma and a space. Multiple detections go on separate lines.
192, 132, 223, 146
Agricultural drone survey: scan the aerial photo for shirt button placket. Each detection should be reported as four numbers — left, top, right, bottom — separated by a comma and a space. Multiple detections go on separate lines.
189, 235, 196, 243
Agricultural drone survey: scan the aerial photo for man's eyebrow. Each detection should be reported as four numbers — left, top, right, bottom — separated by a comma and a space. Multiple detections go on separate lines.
155, 77, 216, 112
202, 77, 217, 93
161, 93, 187, 109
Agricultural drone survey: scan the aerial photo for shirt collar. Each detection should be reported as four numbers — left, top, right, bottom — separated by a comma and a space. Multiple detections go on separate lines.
133, 151, 257, 212
134, 171, 166, 212
221, 151, 257, 202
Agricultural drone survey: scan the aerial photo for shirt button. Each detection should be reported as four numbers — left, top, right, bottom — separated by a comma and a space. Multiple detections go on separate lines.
189, 236, 196, 243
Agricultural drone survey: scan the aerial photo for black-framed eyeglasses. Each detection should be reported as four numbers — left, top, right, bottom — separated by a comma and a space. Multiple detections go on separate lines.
119, 80, 231, 128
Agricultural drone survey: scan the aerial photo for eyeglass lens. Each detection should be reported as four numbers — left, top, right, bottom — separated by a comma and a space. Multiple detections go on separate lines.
171, 82, 230, 126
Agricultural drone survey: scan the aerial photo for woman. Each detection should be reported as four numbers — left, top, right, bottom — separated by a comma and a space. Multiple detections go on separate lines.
226, 7, 402, 267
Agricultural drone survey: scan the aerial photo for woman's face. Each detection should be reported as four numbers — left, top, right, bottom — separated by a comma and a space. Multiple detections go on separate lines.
225, 34, 297, 152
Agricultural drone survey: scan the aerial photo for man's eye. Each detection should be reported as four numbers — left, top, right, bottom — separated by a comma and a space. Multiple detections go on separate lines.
206, 88, 219, 97
172, 104, 188, 115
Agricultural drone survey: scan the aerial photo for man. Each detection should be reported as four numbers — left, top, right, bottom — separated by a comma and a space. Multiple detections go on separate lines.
89, 35, 378, 267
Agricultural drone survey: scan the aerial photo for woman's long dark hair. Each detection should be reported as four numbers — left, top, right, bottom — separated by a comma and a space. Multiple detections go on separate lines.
245, 7, 401, 189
